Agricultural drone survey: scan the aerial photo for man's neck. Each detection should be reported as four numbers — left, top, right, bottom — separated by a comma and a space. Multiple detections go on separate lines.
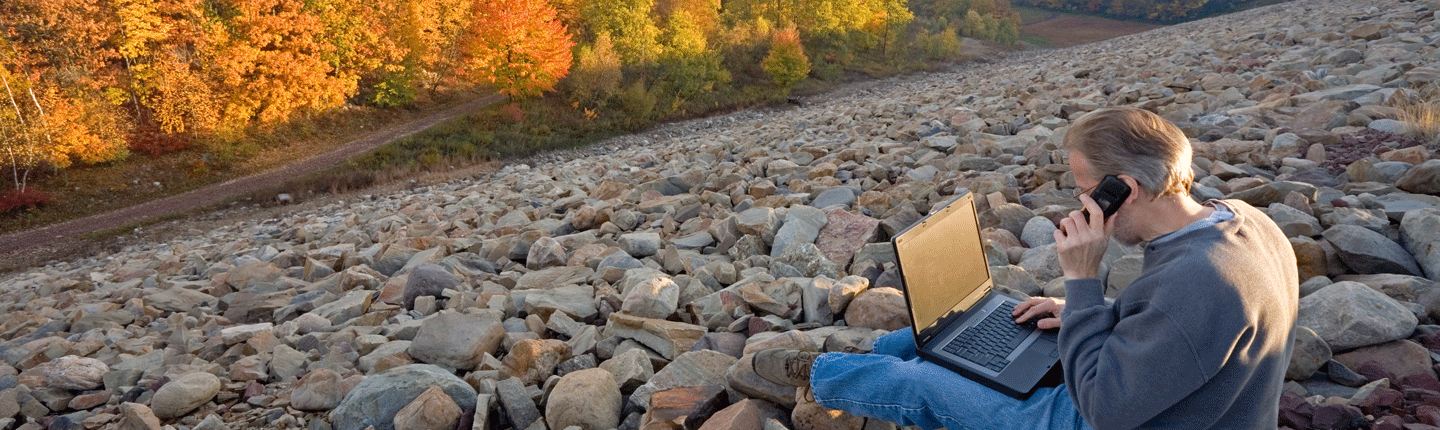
1135, 196, 1215, 243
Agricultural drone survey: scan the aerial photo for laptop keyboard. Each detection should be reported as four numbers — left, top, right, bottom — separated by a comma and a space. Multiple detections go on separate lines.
941, 301, 1034, 372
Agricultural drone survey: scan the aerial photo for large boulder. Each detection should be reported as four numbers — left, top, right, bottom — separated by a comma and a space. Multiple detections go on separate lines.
545, 368, 623, 430
1322, 225, 1423, 277
332, 364, 478, 430
771, 205, 828, 258
1296, 281, 1417, 351
407, 311, 505, 370
403, 264, 462, 310
845, 287, 909, 331
150, 372, 222, 419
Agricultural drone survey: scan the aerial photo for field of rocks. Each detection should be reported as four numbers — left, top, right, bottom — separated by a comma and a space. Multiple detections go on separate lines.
3, 0, 1440, 429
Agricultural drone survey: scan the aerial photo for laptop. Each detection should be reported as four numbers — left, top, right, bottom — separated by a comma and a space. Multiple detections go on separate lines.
891, 192, 1062, 399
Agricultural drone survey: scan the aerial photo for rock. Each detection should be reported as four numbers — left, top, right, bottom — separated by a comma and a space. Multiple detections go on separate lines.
1020, 216, 1057, 248
1322, 225, 1423, 276
802, 277, 836, 325
772, 205, 828, 258
696, 399, 785, 430
845, 287, 908, 331
407, 311, 505, 370
1333, 340, 1436, 385
392, 386, 462, 430
291, 368, 345, 411
631, 350, 738, 409
737, 208, 780, 244
986, 203, 1035, 240
643, 385, 728, 430
827, 276, 869, 314
501, 339, 570, 386
621, 232, 662, 257
1289, 326, 1332, 381
599, 348, 654, 392
1397, 160, 1440, 195
1403, 209, 1440, 282
496, 377, 541, 430
1335, 274, 1438, 303
39, 356, 106, 391
1310, 402, 1365, 430
404, 264, 461, 311
1268, 203, 1322, 238
526, 237, 567, 269
811, 187, 858, 209
1018, 244, 1062, 282
1293, 237, 1329, 283
814, 209, 880, 268
333, 364, 478, 430
1296, 281, 1418, 351
603, 313, 707, 360
774, 243, 843, 278
150, 372, 222, 419
1228, 181, 1318, 208
621, 272, 681, 319
545, 368, 622, 430
792, 386, 866, 430
117, 403, 161, 430
229, 355, 266, 382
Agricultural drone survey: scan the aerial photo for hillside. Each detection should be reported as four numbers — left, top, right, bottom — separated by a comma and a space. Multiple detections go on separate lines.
0, 0, 1438, 429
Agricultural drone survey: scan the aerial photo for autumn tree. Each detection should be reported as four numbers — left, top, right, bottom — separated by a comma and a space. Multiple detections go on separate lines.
762, 27, 811, 90
568, 32, 624, 109
658, 10, 730, 100
582, 0, 663, 65
459, 0, 575, 98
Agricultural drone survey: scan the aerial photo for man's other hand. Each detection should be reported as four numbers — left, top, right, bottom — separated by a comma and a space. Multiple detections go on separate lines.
1014, 297, 1065, 330
1054, 193, 1110, 280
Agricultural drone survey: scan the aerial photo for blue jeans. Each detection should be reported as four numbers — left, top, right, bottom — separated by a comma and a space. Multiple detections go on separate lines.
810, 329, 1093, 430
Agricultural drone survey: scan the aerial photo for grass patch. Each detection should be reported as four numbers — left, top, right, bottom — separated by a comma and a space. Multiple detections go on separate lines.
1019, 33, 1053, 47
1392, 84, 1440, 150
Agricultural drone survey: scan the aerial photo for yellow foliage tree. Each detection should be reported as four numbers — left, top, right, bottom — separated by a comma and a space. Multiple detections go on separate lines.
762, 27, 811, 90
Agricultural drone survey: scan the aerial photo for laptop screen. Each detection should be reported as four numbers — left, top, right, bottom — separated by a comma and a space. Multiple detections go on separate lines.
893, 193, 994, 342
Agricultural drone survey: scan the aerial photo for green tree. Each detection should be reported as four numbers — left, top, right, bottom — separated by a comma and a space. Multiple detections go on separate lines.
963, 9, 990, 39
582, 0, 663, 66
658, 10, 730, 100
762, 27, 811, 90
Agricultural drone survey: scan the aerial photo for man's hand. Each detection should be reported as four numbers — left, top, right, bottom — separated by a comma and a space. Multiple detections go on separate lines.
1054, 193, 1111, 280
1014, 297, 1065, 330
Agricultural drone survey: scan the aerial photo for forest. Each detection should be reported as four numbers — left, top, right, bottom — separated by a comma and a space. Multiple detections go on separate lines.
0, 0, 1022, 214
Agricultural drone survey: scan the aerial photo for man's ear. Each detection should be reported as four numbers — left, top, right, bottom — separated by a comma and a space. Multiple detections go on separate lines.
1117, 174, 1145, 204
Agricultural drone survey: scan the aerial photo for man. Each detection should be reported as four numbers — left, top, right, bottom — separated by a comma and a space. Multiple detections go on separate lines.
755, 106, 1298, 430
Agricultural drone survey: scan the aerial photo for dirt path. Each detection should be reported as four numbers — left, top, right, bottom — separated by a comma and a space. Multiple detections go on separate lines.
0, 93, 506, 260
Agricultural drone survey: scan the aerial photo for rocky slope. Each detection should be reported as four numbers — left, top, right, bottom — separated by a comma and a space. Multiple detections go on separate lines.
3, 0, 1440, 429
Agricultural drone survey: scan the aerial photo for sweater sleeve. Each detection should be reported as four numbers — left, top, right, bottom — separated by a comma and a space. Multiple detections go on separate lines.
1059, 278, 1213, 430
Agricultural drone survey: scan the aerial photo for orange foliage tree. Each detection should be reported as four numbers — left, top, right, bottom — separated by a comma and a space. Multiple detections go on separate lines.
459, 0, 575, 98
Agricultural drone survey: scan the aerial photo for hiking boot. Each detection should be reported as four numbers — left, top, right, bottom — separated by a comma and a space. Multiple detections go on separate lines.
753, 348, 823, 387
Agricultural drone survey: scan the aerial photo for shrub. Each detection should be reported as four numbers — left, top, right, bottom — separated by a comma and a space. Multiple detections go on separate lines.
762, 27, 811, 90
1393, 84, 1440, 149
0, 188, 52, 214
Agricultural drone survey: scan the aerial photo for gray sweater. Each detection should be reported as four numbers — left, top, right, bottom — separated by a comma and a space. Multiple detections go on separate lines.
1059, 200, 1298, 430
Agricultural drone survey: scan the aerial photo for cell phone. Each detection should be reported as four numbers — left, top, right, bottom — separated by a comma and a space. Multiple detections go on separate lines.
1080, 175, 1132, 221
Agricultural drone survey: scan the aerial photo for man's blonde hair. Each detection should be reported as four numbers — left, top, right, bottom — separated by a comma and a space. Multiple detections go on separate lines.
1064, 106, 1194, 197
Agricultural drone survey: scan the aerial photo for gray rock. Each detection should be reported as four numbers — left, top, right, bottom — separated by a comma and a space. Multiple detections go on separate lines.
404, 264, 461, 311
599, 348, 654, 392
737, 208, 780, 245
1288, 326, 1331, 381
1268, 203, 1323, 238
334, 365, 478, 430
150, 372, 221, 419
811, 187, 859, 209
630, 350, 738, 409
620, 232, 662, 258
828, 276, 870, 314
672, 231, 715, 250
1292, 84, 1382, 103
773, 243, 842, 279
1018, 245, 1062, 283
291, 368, 345, 411
771, 206, 828, 258
1296, 281, 1418, 351
1368, 119, 1413, 135
1020, 216, 1057, 248
496, 377, 542, 430
1398, 160, 1440, 196
620, 272, 681, 319
407, 311, 506, 370
1322, 225, 1423, 276
727, 353, 797, 407
1228, 181, 1318, 208
1370, 193, 1440, 222
1320, 207, 1390, 234
991, 265, 1040, 297
1402, 208, 1440, 282
525, 237, 567, 270
802, 277, 836, 325
40, 356, 106, 391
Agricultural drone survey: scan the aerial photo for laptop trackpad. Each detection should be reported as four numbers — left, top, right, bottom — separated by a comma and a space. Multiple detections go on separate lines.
1030, 337, 1058, 358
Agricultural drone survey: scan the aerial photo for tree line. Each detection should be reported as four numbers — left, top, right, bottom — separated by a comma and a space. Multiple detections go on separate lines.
1013, 0, 1270, 23
0, 0, 1021, 204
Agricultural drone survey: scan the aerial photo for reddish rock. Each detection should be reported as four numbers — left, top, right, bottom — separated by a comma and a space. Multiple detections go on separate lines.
67, 391, 109, 410
697, 399, 785, 430
1309, 402, 1364, 430
1279, 391, 1313, 430
1335, 341, 1436, 385
815, 209, 880, 268
1356, 387, 1405, 415
643, 385, 728, 430
1373, 415, 1404, 430
1419, 405, 1440, 426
